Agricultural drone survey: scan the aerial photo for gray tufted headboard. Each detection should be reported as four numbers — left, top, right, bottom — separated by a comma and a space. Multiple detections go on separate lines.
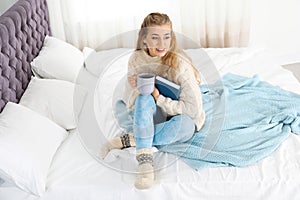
0, 0, 51, 112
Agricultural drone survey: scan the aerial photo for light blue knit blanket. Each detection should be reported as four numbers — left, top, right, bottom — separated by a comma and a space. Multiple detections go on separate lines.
115, 73, 300, 170
157, 73, 300, 170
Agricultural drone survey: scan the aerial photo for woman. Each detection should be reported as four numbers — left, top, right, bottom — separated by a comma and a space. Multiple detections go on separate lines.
101, 12, 205, 189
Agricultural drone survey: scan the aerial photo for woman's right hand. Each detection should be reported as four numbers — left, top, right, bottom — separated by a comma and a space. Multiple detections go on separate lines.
151, 87, 160, 101
128, 74, 137, 88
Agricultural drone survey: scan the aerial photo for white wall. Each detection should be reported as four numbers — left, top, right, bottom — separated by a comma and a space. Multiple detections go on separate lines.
249, 0, 300, 64
0, 0, 17, 15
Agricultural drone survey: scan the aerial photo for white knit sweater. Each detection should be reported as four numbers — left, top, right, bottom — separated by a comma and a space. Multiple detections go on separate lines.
123, 50, 205, 131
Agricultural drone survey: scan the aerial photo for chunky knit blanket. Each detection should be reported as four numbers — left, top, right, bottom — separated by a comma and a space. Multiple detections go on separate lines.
157, 73, 300, 169
115, 73, 300, 170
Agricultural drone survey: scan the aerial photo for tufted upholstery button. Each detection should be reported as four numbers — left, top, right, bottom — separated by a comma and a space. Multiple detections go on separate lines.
0, 0, 51, 112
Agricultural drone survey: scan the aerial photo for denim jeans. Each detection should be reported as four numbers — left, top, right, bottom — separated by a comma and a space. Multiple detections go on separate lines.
115, 95, 195, 150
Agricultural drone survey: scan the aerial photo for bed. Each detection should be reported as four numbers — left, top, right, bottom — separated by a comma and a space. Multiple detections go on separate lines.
1, 0, 300, 199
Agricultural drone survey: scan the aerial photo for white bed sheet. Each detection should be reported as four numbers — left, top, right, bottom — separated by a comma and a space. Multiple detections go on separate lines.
1, 48, 300, 200
1, 130, 300, 200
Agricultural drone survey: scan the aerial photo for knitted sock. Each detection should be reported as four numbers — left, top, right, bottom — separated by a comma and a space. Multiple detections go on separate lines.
134, 148, 154, 189
100, 133, 136, 158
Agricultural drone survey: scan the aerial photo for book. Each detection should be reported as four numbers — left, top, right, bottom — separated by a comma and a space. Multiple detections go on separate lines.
155, 75, 180, 100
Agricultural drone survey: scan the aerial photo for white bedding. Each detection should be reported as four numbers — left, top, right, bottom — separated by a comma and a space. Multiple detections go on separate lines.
1, 48, 300, 200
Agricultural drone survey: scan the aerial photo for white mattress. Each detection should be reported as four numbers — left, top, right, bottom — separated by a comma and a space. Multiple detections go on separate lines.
1, 48, 300, 200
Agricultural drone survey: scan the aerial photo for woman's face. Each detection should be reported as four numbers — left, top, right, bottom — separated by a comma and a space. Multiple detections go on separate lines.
144, 24, 172, 57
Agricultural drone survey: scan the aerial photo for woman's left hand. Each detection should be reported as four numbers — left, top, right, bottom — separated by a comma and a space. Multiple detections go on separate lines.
152, 87, 160, 101
128, 74, 137, 88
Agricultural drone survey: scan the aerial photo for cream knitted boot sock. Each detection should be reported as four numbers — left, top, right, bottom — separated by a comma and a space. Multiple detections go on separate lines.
100, 133, 136, 158
135, 148, 154, 190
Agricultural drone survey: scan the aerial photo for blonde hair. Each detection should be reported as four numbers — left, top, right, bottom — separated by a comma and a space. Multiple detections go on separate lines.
136, 12, 201, 83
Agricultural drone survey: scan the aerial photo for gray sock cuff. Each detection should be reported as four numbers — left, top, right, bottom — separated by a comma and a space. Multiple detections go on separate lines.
120, 134, 132, 148
136, 153, 153, 166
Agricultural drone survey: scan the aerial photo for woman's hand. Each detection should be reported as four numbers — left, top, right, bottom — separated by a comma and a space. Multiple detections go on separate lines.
151, 87, 160, 101
128, 74, 137, 88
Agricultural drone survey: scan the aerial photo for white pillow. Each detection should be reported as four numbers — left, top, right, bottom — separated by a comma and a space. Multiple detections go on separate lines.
83, 48, 133, 76
183, 47, 264, 84
0, 178, 4, 185
31, 35, 84, 83
82, 46, 96, 60
185, 47, 263, 70
19, 77, 87, 130
0, 102, 68, 196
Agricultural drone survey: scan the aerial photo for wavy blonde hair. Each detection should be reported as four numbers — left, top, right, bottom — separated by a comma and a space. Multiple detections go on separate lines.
136, 12, 201, 83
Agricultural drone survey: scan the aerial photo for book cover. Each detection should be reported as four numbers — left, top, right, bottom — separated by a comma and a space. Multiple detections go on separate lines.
155, 75, 180, 100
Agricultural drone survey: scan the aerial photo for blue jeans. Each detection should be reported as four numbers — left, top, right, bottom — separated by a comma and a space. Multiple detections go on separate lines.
115, 95, 195, 150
